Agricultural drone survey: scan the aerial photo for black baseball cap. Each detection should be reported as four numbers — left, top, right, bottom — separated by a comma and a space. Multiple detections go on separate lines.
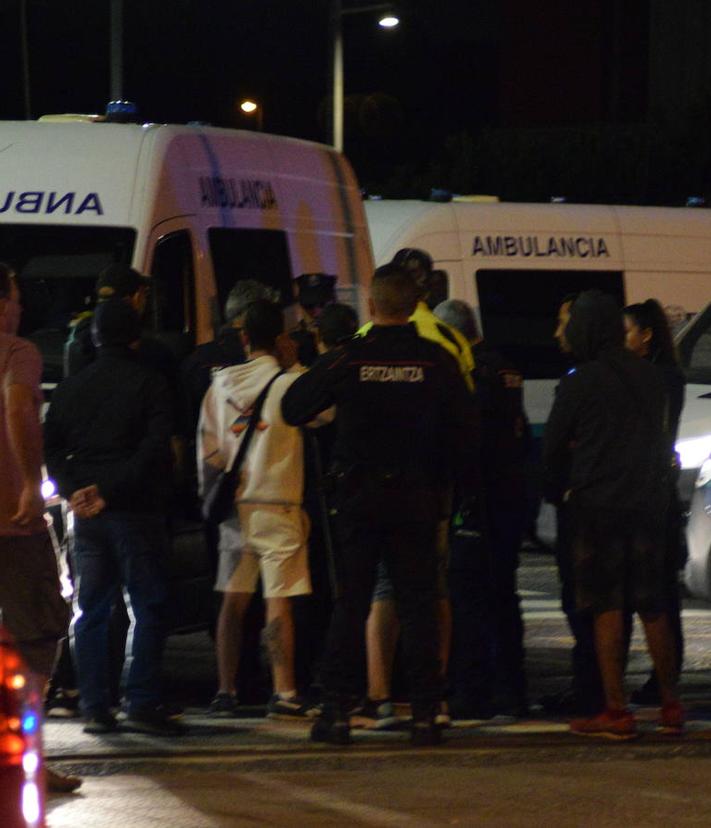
96, 264, 149, 300
391, 248, 434, 273
295, 273, 337, 307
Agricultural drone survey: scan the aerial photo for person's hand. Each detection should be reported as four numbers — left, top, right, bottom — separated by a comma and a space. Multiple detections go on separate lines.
70, 485, 106, 519
11, 483, 45, 526
275, 332, 299, 369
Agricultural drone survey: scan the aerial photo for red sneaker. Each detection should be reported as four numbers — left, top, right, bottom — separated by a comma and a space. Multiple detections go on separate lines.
570, 709, 638, 740
658, 701, 685, 735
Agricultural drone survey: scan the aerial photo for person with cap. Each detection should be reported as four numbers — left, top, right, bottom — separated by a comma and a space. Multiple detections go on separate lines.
434, 298, 530, 718
290, 273, 337, 367
63, 263, 150, 376
282, 263, 479, 747
48, 263, 184, 721
44, 298, 179, 736
0, 262, 79, 794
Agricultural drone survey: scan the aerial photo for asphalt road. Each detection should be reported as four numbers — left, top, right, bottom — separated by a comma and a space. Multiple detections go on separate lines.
42, 551, 711, 827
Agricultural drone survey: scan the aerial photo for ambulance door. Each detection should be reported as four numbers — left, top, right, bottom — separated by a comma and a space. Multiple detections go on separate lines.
146, 222, 198, 361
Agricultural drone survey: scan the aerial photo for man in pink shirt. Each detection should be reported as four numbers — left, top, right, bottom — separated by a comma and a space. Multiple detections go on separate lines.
0, 263, 77, 793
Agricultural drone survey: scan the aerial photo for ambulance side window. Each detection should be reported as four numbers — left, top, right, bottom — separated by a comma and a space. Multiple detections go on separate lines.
476, 269, 625, 379
149, 231, 196, 351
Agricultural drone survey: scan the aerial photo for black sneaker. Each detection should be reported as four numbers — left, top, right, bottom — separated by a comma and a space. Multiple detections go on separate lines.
540, 688, 601, 716
311, 717, 352, 745
209, 692, 239, 718
350, 698, 400, 730
83, 710, 118, 735
266, 694, 320, 720
46, 689, 81, 719
123, 706, 184, 736
411, 719, 442, 747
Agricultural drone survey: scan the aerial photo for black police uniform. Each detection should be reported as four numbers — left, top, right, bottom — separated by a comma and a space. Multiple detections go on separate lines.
449, 342, 531, 717
282, 323, 479, 725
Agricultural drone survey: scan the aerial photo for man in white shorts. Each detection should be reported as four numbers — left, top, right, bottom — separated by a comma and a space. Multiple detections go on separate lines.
198, 299, 323, 718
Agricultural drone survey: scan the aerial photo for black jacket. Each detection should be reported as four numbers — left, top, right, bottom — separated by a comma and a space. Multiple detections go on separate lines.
281, 323, 479, 518
542, 291, 668, 515
181, 327, 246, 431
45, 346, 174, 513
64, 313, 186, 435
473, 341, 530, 500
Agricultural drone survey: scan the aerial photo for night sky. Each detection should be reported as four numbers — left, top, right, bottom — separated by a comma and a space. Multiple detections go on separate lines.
1, 1, 708, 203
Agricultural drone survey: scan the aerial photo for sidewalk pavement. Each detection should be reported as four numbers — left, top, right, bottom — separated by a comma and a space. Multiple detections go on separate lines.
46, 700, 711, 773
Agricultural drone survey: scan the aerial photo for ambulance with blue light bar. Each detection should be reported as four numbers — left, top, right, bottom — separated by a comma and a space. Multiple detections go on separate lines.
0, 108, 373, 633
365, 198, 711, 595
0, 110, 372, 390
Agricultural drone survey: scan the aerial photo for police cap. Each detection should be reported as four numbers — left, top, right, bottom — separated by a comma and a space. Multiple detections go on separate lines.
96, 263, 149, 300
295, 273, 337, 307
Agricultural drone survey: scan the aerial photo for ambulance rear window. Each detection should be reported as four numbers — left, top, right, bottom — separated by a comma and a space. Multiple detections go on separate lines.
476, 268, 625, 379
208, 228, 294, 317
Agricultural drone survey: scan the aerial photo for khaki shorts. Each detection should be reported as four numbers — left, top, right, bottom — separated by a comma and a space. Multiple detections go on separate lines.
216, 503, 311, 598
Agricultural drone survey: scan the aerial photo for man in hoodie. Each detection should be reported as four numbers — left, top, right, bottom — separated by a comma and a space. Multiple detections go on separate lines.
198, 299, 320, 718
543, 290, 682, 739
44, 299, 177, 737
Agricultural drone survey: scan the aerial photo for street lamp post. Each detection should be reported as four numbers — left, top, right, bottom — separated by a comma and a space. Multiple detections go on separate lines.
110, 0, 123, 100
329, 1, 399, 152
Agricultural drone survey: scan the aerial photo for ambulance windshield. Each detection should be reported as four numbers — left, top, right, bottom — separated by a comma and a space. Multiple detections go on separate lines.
1, 224, 136, 385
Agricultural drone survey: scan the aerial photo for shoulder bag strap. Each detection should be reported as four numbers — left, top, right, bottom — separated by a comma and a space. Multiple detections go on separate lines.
228, 369, 285, 476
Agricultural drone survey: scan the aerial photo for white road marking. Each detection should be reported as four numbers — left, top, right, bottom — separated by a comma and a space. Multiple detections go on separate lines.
239, 772, 438, 827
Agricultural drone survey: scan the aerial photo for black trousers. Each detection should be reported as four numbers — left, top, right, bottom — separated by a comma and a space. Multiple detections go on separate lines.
319, 512, 442, 721
449, 501, 526, 708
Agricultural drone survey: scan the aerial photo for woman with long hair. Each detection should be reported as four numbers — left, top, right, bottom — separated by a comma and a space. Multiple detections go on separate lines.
624, 299, 686, 705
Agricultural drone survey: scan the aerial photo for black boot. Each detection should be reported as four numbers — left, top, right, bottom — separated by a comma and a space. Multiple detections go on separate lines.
311, 715, 352, 745
311, 701, 352, 745
411, 717, 442, 747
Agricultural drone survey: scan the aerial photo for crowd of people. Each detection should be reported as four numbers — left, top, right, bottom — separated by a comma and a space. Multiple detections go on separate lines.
0, 247, 688, 791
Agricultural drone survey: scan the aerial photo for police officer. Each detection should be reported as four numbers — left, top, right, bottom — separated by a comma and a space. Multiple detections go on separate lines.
282, 263, 479, 746
290, 273, 337, 366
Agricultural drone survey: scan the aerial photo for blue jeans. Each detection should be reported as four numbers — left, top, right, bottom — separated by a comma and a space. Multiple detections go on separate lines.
72, 512, 168, 715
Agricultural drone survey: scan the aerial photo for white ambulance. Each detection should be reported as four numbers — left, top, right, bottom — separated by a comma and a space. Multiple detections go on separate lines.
366, 198, 711, 461
365, 198, 711, 594
1, 116, 372, 633
0, 117, 373, 387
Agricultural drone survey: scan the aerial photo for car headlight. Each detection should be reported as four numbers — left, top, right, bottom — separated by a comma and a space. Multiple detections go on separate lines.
676, 436, 711, 471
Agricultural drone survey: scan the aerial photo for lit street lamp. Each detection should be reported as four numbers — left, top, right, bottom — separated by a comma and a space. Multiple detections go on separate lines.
329, 2, 399, 152
239, 99, 263, 132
